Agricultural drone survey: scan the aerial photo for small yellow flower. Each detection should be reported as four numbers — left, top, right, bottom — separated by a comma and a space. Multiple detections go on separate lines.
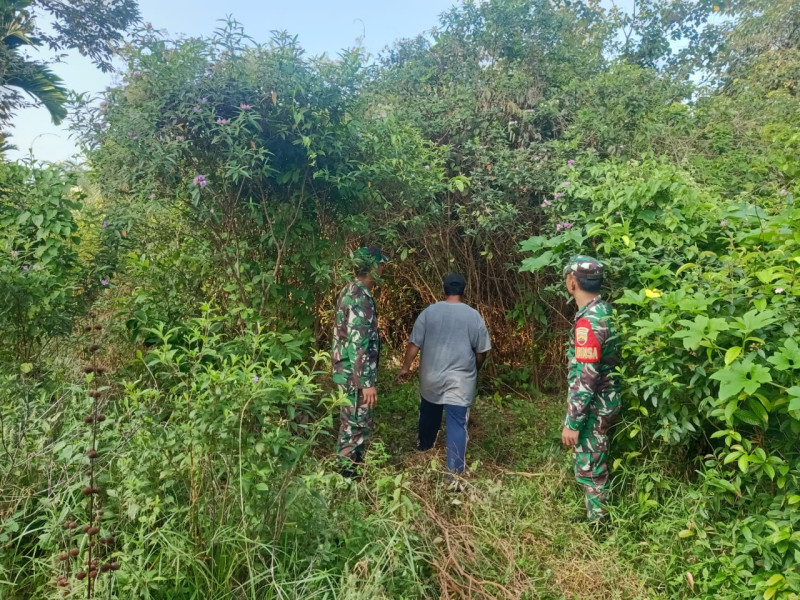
712, 4, 720, 10
645, 288, 663, 299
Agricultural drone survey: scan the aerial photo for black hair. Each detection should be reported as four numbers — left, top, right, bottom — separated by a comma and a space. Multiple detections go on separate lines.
443, 273, 467, 296
576, 276, 603, 293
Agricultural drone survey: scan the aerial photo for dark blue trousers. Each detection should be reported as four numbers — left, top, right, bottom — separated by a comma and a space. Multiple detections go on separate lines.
417, 397, 470, 473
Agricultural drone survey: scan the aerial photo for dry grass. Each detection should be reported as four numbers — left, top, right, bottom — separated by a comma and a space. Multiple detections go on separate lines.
382, 445, 652, 600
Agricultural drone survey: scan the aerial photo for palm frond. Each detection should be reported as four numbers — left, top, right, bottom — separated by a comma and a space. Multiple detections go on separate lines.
6, 61, 68, 124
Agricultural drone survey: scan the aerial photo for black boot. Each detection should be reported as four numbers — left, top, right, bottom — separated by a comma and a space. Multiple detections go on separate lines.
338, 451, 364, 480
338, 463, 359, 479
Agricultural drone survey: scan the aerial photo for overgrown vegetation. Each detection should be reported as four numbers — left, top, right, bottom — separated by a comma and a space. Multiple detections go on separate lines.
1, 0, 799, 598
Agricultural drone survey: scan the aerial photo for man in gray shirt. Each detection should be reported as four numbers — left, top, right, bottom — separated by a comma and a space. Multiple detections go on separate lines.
397, 273, 491, 476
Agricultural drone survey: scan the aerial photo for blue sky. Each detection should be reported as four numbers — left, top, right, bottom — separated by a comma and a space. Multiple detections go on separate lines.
7, 0, 632, 163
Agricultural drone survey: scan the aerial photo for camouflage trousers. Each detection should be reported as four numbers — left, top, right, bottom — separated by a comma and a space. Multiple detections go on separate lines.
335, 389, 373, 464
573, 411, 615, 521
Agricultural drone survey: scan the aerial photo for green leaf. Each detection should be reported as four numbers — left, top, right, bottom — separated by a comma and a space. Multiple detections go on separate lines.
520, 250, 555, 274
733, 309, 777, 333
673, 315, 730, 350
31, 214, 44, 228
615, 289, 646, 306
710, 360, 773, 400
747, 397, 769, 424
724, 400, 739, 424
786, 387, 800, 411
765, 574, 784, 588
767, 339, 800, 371
734, 409, 761, 426
519, 235, 550, 253
632, 312, 674, 335
738, 454, 749, 473
725, 346, 742, 365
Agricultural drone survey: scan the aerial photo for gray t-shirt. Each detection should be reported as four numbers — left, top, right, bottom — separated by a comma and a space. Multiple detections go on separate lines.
408, 301, 491, 407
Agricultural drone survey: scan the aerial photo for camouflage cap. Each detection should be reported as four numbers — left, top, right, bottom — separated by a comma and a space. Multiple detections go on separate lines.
354, 246, 389, 270
563, 255, 604, 279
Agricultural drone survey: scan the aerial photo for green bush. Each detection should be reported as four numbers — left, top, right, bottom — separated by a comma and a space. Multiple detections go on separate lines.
521, 155, 800, 598
0, 161, 86, 363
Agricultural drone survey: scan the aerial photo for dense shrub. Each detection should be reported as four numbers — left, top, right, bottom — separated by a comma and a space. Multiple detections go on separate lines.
521, 155, 800, 598
0, 161, 86, 363
1, 0, 799, 597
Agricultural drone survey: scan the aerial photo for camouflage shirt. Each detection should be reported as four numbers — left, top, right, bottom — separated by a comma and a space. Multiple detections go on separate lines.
565, 296, 621, 430
332, 280, 380, 392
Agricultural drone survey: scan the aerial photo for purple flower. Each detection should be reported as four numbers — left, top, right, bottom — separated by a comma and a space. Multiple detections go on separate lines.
540, 200, 552, 208
146, 22, 152, 29
564, 222, 573, 229
100, 100, 108, 107
22, 265, 29, 271
10, 250, 18, 258
567, 159, 575, 167
556, 223, 563, 232
775, 288, 785, 294
102, 220, 108, 228
175, 135, 185, 141
149, 194, 156, 199
200, 97, 208, 105
252, 375, 259, 383
240, 103, 252, 110
209, 208, 215, 214
216, 118, 228, 125
554, 192, 564, 199
563, 181, 571, 187
193, 174, 207, 188
720, 220, 728, 227
32, 264, 41, 270
126, 130, 138, 139
101, 279, 109, 286
616, 211, 621, 215
132, 71, 141, 77
193, 106, 202, 113
780, 188, 789, 196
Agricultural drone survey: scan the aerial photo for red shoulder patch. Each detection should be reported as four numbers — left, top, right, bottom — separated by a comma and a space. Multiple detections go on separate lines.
574, 317, 601, 363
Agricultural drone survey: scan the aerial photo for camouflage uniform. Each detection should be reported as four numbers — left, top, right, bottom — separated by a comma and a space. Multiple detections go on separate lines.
332, 253, 384, 464
563, 256, 621, 521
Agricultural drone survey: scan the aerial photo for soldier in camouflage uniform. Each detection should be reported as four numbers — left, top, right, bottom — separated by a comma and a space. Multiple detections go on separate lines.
332, 247, 388, 474
560, 256, 621, 523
